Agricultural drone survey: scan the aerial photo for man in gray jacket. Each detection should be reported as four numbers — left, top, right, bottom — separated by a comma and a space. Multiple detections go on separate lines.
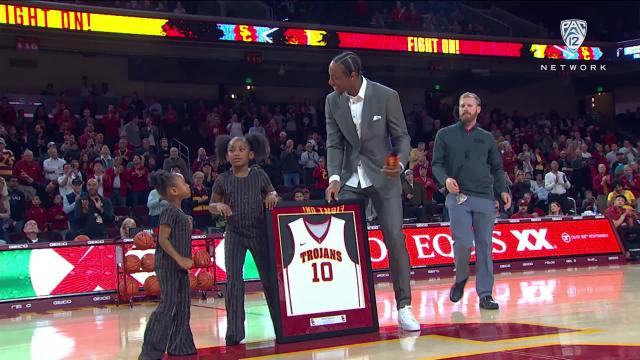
324, 51, 419, 331
431, 92, 511, 310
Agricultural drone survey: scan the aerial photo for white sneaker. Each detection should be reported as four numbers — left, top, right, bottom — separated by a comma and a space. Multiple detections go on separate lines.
398, 305, 420, 331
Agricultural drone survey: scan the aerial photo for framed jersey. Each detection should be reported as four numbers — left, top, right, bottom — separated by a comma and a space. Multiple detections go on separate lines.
266, 200, 378, 343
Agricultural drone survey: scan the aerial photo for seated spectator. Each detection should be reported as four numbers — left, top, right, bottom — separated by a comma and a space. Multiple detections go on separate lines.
0, 137, 15, 178
548, 201, 564, 217
607, 180, 635, 208
119, 217, 137, 239
401, 169, 431, 223
292, 188, 305, 202
16, 220, 45, 244
581, 190, 597, 213
511, 199, 536, 219
7, 176, 26, 233
72, 178, 114, 239
26, 195, 47, 231
14, 149, 43, 199
147, 188, 168, 227
47, 194, 69, 239
605, 194, 640, 260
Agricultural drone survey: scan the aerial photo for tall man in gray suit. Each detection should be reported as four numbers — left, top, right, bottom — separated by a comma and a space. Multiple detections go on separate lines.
431, 92, 511, 310
324, 51, 420, 331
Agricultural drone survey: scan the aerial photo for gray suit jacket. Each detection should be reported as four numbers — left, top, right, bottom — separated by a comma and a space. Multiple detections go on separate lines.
325, 79, 411, 191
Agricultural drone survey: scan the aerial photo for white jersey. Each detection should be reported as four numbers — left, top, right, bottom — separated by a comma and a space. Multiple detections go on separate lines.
283, 216, 365, 316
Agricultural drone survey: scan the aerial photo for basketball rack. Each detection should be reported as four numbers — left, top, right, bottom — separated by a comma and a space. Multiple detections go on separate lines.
115, 236, 223, 307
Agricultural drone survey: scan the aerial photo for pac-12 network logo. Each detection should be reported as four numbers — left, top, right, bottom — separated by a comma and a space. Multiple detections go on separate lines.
560, 19, 587, 52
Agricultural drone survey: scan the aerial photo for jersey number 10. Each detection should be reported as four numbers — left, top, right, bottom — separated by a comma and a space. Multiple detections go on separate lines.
311, 262, 334, 282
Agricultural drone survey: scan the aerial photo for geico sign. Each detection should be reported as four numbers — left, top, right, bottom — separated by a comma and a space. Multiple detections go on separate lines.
369, 228, 554, 262
53, 299, 72, 305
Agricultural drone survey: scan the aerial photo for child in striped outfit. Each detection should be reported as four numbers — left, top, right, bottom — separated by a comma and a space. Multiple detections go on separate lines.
209, 133, 278, 345
139, 170, 196, 360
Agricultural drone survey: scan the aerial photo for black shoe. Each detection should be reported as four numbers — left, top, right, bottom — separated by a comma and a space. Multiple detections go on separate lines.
226, 340, 241, 346
479, 295, 499, 310
449, 278, 467, 303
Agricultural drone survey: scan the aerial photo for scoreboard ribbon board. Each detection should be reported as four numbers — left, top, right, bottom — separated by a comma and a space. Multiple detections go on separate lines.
267, 200, 378, 343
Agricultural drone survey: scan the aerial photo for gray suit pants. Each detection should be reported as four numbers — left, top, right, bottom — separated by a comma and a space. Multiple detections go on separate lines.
445, 193, 496, 297
341, 184, 412, 309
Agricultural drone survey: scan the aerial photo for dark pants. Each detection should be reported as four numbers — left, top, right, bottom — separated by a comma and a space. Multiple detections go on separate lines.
111, 191, 126, 207
617, 226, 640, 259
224, 230, 277, 344
149, 215, 159, 227
340, 184, 412, 309
303, 168, 314, 186
193, 214, 210, 231
446, 193, 496, 297
130, 190, 149, 207
403, 202, 434, 223
140, 269, 196, 359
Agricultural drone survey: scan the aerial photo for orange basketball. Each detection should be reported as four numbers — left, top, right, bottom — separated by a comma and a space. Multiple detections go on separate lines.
143, 275, 161, 295
196, 271, 214, 290
141, 254, 155, 272
74, 234, 90, 241
119, 278, 138, 296
133, 231, 155, 250
124, 254, 141, 273
193, 250, 211, 268
189, 273, 196, 289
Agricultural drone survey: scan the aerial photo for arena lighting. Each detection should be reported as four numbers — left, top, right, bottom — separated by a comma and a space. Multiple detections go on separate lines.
617, 45, 640, 60
530, 44, 603, 60
337, 32, 523, 57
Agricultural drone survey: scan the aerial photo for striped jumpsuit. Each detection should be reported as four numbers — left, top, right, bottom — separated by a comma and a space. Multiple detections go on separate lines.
140, 204, 196, 359
212, 167, 277, 344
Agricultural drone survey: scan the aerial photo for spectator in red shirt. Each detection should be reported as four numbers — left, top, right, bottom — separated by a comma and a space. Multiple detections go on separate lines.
501, 143, 517, 176
605, 195, 638, 228
510, 199, 536, 219
26, 195, 47, 231
113, 137, 134, 163
414, 166, 437, 201
101, 105, 122, 147
191, 147, 209, 173
106, 157, 127, 207
13, 149, 43, 199
312, 157, 329, 198
47, 193, 69, 239
126, 154, 149, 206
77, 123, 96, 149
